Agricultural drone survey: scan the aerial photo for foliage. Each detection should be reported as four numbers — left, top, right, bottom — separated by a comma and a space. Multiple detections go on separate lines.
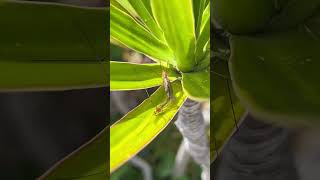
212, 0, 320, 164
0, 1, 108, 179
110, 0, 210, 173
110, 124, 201, 180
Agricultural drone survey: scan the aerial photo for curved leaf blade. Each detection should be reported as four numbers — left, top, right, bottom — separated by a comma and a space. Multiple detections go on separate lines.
195, 4, 210, 63
0, 61, 107, 92
182, 68, 210, 101
110, 81, 187, 172
230, 15, 320, 126
110, 4, 174, 64
0, 1, 108, 61
194, 0, 209, 37
110, 61, 179, 90
212, 0, 276, 34
128, 0, 164, 40
113, 0, 138, 18
151, 0, 196, 72
0, 1, 108, 91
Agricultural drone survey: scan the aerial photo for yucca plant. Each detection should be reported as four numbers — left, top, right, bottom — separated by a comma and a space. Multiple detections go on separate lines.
110, 0, 210, 177
212, 0, 320, 179
0, 1, 108, 179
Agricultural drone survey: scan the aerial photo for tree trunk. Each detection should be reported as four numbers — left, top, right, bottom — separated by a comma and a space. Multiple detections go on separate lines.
215, 114, 299, 180
175, 99, 210, 180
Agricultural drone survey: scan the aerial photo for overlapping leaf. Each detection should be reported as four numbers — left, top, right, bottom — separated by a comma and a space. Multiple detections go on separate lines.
110, 4, 174, 64
182, 68, 210, 101
0, 1, 108, 91
230, 14, 320, 126
213, 0, 320, 127
195, 4, 210, 64
151, 0, 196, 72
110, 81, 187, 172
110, 61, 179, 90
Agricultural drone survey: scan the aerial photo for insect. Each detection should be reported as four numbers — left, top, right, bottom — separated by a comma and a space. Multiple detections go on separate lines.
151, 59, 178, 115
154, 69, 175, 115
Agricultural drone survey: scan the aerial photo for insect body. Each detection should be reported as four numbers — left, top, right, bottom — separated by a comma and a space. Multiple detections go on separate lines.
154, 69, 175, 115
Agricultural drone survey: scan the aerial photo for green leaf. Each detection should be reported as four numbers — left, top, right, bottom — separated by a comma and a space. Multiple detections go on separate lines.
110, 61, 179, 90
110, 81, 187, 172
195, 49, 210, 71
39, 127, 108, 180
194, 0, 209, 37
211, 59, 245, 162
268, 0, 320, 31
230, 14, 320, 126
110, 4, 174, 64
182, 69, 209, 101
128, 0, 164, 40
140, 0, 152, 16
113, 0, 138, 18
151, 0, 196, 72
195, 4, 210, 63
0, 1, 108, 91
0, 1, 108, 61
212, 0, 276, 34
0, 61, 107, 91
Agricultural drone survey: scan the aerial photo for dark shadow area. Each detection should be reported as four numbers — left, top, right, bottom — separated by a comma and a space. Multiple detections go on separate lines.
0, 87, 107, 179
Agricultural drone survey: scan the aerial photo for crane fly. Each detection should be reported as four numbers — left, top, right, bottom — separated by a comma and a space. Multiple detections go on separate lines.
154, 69, 175, 115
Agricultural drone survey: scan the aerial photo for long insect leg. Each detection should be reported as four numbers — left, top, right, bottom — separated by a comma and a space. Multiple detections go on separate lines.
212, 62, 239, 132
226, 78, 239, 131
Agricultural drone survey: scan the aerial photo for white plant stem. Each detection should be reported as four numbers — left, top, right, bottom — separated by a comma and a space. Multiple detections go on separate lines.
173, 140, 191, 177
130, 157, 153, 180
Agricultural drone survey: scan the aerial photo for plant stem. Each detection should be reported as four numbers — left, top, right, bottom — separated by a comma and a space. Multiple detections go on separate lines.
173, 140, 190, 177
215, 114, 298, 180
175, 99, 210, 179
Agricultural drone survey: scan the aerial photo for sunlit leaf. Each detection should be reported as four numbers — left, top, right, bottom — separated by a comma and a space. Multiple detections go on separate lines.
151, 0, 196, 72
110, 81, 187, 172
110, 61, 179, 90
128, 0, 164, 40
110, 4, 174, 64
182, 68, 210, 101
195, 4, 210, 63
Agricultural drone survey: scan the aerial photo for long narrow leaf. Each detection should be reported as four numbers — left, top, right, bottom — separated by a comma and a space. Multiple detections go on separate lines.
110, 81, 187, 172
110, 61, 179, 90
113, 0, 138, 18
194, 0, 209, 36
128, 0, 164, 40
111, 4, 174, 64
195, 4, 210, 63
151, 0, 196, 72
0, 61, 107, 91
0, 1, 108, 61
